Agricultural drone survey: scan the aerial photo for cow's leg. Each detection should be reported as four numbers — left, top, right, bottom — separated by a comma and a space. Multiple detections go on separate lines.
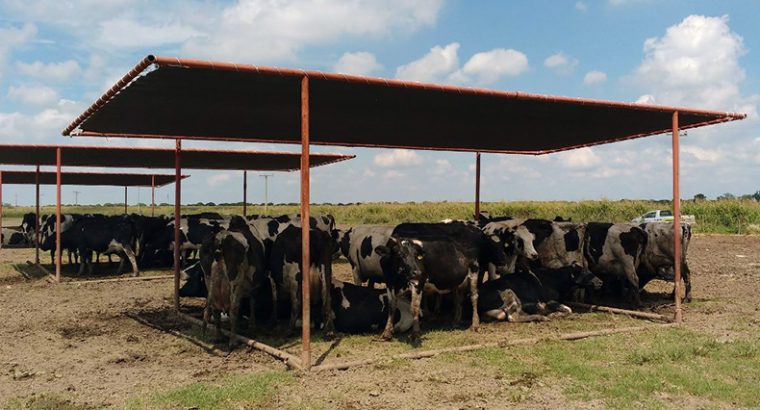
468, 269, 480, 331
248, 294, 257, 336
77, 248, 87, 275
229, 294, 240, 350
453, 289, 463, 323
269, 277, 278, 327
290, 278, 300, 332
213, 309, 223, 342
202, 305, 210, 337
410, 287, 422, 341
351, 265, 363, 286
116, 254, 126, 275
380, 290, 397, 341
624, 265, 642, 307
320, 264, 335, 336
123, 246, 139, 277
682, 261, 692, 303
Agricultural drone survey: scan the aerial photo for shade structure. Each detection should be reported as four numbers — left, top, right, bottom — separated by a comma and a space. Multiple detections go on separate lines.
0, 144, 353, 170
0, 170, 185, 187
63, 55, 745, 153
60, 54, 747, 371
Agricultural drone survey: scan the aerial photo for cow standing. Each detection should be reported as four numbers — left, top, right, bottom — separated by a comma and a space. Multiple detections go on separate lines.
583, 222, 648, 306
338, 226, 394, 287
73, 215, 139, 276
638, 222, 693, 301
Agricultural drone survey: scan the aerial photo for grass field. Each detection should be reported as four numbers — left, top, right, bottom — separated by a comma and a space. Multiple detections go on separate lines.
3, 199, 760, 234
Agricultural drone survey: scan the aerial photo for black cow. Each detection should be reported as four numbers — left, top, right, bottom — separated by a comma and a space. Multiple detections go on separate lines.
584, 222, 648, 306
384, 222, 508, 340
533, 265, 603, 303
477, 270, 573, 322
330, 280, 413, 334
40, 214, 85, 265
269, 224, 338, 333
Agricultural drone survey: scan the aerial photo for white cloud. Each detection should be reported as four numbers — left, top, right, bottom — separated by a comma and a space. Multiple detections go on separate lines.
635, 94, 655, 104
16, 60, 81, 82
431, 159, 452, 175
632, 15, 750, 111
396, 43, 460, 82
7, 84, 59, 106
682, 145, 723, 163
575, 2, 588, 12
183, 0, 443, 63
397, 43, 528, 85
0, 23, 37, 78
556, 147, 602, 168
207, 173, 231, 187
450, 48, 529, 85
333, 51, 382, 76
96, 18, 202, 49
583, 70, 607, 85
383, 170, 405, 180
544, 52, 578, 74
0, 99, 82, 141
374, 149, 423, 168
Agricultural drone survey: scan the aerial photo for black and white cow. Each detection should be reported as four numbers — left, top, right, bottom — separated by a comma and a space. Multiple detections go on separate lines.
583, 222, 648, 306
330, 280, 414, 334
531, 221, 587, 271
479, 219, 540, 278
73, 215, 139, 276
40, 214, 85, 265
383, 221, 509, 340
268, 224, 338, 333
533, 265, 603, 303
338, 226, 394, 287
477, 269, 573, 322
21, 212, 37, 244
200, 218, 269, 349
1, 228, 30, 247
638, 222, 693, 302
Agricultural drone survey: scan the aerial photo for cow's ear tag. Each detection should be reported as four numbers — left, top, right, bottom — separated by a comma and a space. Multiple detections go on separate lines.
490, 235, 501, 243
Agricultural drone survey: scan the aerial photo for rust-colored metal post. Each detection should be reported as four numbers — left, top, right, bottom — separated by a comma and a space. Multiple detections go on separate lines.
672, 112, 683, 323
173, 139, 182, 311
55, 147, 62, 282
243, 171, 248, 216
0, 171, 3, 250
151, 175, 155, 217
475, 152, 481, 219
35, 165, 40, 264
124, 186, 128, 214
300, 75, 312, 370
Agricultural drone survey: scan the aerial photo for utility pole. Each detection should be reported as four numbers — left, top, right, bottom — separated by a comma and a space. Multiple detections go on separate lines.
260, 174, 273, 215
73, 190, 81, 205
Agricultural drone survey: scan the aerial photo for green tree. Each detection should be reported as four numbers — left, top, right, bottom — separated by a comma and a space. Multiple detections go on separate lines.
717, 192, 736, 200
693, 193, 707, 201
753, 190, 760, 201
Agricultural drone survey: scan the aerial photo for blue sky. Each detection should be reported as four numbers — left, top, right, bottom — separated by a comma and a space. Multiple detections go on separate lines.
0, 0, 758, 206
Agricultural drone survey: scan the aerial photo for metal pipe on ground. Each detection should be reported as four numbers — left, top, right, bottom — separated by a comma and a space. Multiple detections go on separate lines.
565, 302, 672, 322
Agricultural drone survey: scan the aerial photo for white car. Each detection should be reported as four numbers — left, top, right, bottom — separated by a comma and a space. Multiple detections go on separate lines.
631, 210, 695, 224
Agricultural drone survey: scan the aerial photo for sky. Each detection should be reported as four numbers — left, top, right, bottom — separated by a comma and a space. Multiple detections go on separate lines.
0, 0, 758, 206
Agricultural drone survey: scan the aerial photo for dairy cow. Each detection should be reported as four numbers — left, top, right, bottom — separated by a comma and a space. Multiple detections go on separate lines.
1, 228, 30, 247
583, 222, 648, 306
338, 226, 394, 287
72, 215, 140, 276
40, 214, 85, 265
479, 220, 539, 278
383, 222, 509, 340
200, 217, 269, 349
330, 280, 413, 334
638, 222, 693, 301
268, 224, 338, 333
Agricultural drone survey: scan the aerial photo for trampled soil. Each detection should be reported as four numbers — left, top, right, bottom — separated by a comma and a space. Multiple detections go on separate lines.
0, 234, 758, 409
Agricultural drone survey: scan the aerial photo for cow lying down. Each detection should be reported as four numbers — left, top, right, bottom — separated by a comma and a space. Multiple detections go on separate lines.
180, 262, 414, 335
477, 266, 603, 322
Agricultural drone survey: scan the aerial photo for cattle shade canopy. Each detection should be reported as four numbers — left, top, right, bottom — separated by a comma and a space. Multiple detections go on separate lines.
0, 144, 353, 170
63, 55, 745, 153
0, 170, 185, 187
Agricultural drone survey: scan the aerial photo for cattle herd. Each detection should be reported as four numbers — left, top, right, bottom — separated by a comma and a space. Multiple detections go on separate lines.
4, 211, 691, 348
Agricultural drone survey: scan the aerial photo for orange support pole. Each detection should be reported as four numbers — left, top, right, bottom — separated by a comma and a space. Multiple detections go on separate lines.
300, 75, 311, 370
35, 165, 40, 264
55, 147, 62, 282
672, 112, 683, 323
173, 139, 182, 311
0, 170, 3, 250
475, 152, 481, 219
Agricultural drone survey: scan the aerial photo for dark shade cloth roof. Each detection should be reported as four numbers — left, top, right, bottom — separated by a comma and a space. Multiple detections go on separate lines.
63, 55, 746, 154
0, 170, 186, 187
0, 144, 353, 170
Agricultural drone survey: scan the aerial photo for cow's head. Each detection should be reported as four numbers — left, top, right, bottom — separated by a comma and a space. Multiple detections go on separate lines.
570, 265, 603, 290
179, 261, 207, 297
513, 225, 539, 260
375, 238, 425, 289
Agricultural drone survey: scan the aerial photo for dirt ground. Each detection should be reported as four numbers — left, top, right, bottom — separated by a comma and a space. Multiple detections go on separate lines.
0, 234, 758, 409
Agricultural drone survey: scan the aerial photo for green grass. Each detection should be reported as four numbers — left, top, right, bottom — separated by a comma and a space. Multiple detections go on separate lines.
4, 199, 760, 233
5, 394, 89, 410
452, 327, 760, 409
124, 370, 293, 410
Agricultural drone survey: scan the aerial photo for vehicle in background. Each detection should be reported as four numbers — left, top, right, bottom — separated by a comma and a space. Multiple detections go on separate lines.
631, 210, 695, 224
